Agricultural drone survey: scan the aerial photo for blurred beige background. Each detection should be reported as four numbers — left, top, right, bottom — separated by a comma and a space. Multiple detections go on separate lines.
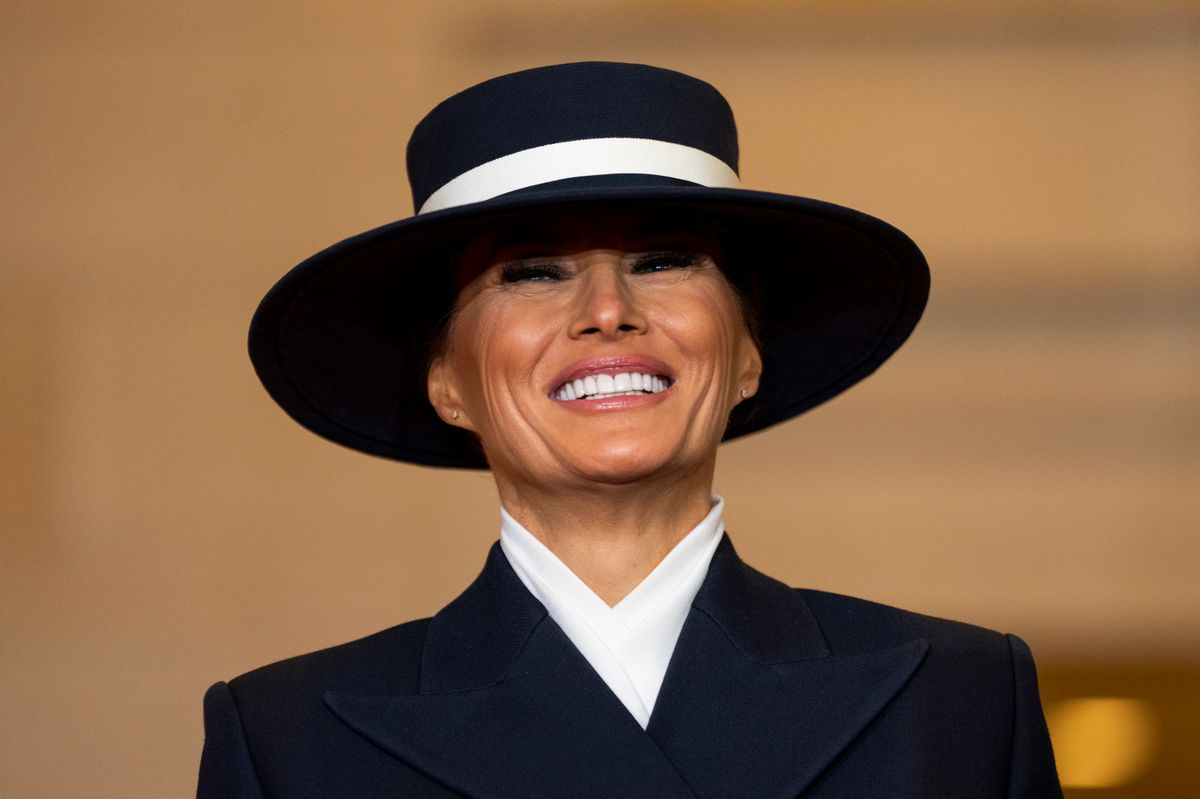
2, 1, 1197, 796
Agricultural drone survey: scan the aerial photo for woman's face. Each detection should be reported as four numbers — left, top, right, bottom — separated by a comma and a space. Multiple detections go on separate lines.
427, 210, 762, 492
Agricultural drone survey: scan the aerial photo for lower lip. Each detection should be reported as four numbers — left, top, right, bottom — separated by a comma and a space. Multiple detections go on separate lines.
551, 385, 674, 411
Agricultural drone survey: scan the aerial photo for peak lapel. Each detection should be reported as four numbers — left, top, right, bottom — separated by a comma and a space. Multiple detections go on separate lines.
326, 544, 696, 799
647, 537, 929, 799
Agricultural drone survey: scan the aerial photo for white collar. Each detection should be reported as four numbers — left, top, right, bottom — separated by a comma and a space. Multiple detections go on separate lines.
499, 496, 725, 728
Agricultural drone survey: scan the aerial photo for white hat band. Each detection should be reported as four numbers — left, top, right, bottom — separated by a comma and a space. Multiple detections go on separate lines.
417, 137, 741, 215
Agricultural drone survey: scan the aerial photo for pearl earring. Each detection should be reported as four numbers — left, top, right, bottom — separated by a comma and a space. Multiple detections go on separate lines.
740, 388, 748, 398
450, 410, 460, 420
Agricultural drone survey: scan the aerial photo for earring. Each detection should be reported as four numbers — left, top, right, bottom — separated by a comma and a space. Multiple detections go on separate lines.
450, 410, 460, 420
740, 388, 748, 398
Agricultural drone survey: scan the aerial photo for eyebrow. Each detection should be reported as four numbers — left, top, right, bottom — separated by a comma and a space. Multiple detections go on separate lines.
453, 212, 724, 290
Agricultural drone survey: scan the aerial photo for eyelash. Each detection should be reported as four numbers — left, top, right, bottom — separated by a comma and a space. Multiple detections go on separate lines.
499, 261, 566, 283
498, 251, 704, 284
631, 251, 704, 273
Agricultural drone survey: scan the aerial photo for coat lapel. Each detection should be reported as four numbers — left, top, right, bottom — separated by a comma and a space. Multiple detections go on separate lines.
647, 537, 929, 798
325, 544, 696, 799
326, 537, 928, 799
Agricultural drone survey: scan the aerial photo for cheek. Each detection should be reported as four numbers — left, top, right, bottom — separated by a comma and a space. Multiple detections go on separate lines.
676, 291, 749, 374
441, 310, 498, 407
447, 301, 551, 406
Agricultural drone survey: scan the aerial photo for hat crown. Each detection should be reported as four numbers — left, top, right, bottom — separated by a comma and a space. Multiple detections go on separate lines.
406, 62, 740, 213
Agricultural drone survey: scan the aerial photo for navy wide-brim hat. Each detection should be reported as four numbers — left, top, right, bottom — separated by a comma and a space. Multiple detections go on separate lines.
249, 61, 930, 469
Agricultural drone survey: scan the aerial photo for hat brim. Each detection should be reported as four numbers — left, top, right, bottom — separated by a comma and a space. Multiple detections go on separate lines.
249, 184, 929, 469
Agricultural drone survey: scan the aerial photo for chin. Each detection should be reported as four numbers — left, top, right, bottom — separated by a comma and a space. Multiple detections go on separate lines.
563, 439, 696, 486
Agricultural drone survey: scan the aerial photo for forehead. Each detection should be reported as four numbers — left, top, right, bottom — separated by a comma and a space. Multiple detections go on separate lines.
455, 207, 721, 285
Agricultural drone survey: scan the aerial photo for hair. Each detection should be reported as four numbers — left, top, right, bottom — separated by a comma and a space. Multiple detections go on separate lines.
423, 306, 459, 381
706, 223, 763, 355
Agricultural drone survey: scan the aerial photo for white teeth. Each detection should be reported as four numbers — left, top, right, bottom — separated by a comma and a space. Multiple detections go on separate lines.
589, 390, 646, 399
552, 371, 673, 401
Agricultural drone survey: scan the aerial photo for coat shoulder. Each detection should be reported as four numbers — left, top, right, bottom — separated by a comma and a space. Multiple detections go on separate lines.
796, 587, 1015, 662
781, 592, 1061, 796
203, 619, 444, 797
226, 616, 432, 702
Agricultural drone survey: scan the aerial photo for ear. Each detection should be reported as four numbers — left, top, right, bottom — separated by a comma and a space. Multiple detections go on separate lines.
426, 355, 476, 432
735, 337, 764, 404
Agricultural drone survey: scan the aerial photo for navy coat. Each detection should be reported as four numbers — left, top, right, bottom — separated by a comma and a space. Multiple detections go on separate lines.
198, 536, 1062, 798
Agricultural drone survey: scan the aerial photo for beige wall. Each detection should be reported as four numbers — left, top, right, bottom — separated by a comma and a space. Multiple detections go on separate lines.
2, 1, 1197, 795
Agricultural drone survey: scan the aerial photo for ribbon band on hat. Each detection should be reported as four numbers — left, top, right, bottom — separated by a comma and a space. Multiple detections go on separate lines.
418, 137, 743, 215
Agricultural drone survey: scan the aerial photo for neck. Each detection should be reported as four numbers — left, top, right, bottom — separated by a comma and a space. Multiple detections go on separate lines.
496, 465, 716, 606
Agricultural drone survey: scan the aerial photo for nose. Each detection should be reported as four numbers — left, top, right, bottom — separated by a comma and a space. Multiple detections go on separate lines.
568, 255, 648, 340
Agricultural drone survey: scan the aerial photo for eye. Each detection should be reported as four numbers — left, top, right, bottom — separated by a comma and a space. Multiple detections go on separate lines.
630, 250, 706, 274
498, 259, 568, 283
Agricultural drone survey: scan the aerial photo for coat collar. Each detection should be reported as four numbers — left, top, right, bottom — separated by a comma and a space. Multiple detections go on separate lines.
326, 536, 928, 798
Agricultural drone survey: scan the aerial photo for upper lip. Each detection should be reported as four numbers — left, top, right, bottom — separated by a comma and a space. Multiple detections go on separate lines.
547, 355, 675, 395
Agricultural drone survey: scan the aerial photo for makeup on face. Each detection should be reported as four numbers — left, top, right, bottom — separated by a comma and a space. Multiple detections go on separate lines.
430, 209, 760, 488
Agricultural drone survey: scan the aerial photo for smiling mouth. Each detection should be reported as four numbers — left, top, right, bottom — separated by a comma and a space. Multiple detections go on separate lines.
552, 371, 674, 402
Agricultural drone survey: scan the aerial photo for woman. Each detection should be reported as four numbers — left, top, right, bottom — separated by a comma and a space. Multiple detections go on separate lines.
200, 62, 1062, 797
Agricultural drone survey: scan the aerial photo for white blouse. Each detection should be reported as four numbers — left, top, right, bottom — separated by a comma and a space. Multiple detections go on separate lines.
499, 496, 725, 728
